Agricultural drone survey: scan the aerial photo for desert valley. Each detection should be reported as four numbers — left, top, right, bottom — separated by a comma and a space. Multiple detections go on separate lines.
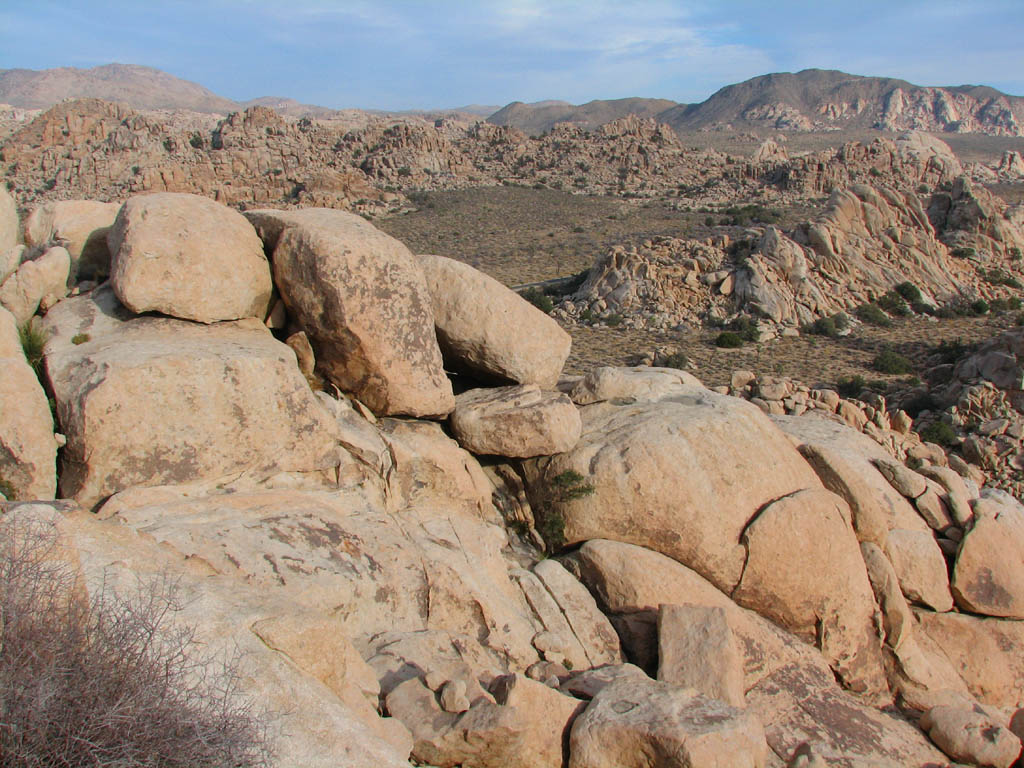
2, 57, 1024, 768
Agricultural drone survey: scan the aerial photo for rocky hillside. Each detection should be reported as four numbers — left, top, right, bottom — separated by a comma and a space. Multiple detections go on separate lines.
2, 185, 1024, 767
488, 97, 678, 136
0, 63, 239, 113
662, 69, 1024, 136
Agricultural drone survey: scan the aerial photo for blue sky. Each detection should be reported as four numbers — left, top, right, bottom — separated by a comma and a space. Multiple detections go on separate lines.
2, 0, 1023, 110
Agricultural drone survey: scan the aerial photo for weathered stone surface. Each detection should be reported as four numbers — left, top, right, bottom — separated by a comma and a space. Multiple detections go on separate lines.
0, 245, 71, 324
569, 365, 703, 405
24, 199, 121, 279
952, 500, 1024, 618
247, 208, 454, 418
918, 465, 974, 527
0, 307, 56, 499
525, 387, 823, 592
747, 662, 947, 767
915, 610, 1024, 709
874, 457, 927, 499
421, 254, 571, 388
450, 384, 581, 458
568, 677, 769, 768
568, 540, 835, 689
3, 503, 413, 768
109, 193, 271, 323
0, 183, 16, 252
920, 705, 1021, 768
532, 558, 623, 668
514, 569, 593, 671
490, 673, 586, 767
658, 603, 745, 707
0, 244, 23, 285
41, 287, 340, 507
733, 488, 888, 698
883, 528, 954, 612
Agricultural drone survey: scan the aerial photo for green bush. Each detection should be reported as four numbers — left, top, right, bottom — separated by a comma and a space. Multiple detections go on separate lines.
836, 374, 867, 399
951, 246, 976, 259
876, 291, 911, 317
71, 333, 90, 345
902, 392, 938, 418
715, 331, 744, 348
894, 282, 922, 303
18, 323, 47, 380
872, 348, 914, 375
969, 298, 990, 316
521, 288, 553, 314
919, 421, 956, 447
855, 303, 892, 327
535, 470, 595, 552
605, 313, 623, 327
804, 312, 849, 338
933, 338, 974, 365
661, 351, 688, 369
0, 475, 15, 499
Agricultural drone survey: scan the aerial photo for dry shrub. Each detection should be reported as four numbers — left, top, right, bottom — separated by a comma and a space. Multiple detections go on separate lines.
0, 514, 269, 768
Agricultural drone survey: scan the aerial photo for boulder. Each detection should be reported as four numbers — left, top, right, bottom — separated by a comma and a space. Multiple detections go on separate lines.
450, 385, 581, 457
0, 243, 24, 285
421, 254, 571, 388
524, 387, 823, 592
657, 604, 745, 708
568, 676, 769, 768
918, 465, 973, 527
874, 457, 927, 499
0, 245, 71, 325
915, 610, 1024, 709
247, 208, 454, 418
490, 673, 586, 767
0, 307, 56, 499
733, 488, 888, 698
24, 200, 121, 280
569, 365, 703, 405
0, 183, 16, 252
109, 192, 272, 323
883, 528, 954, 612
40, 287, 340, 508
920, 705, 1021, 768
952, 500, 1024, 618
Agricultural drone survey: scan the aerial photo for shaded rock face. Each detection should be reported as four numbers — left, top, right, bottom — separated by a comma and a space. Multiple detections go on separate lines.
421, 254, 571, 389
523, 386, 823, 593
24, 199, 121, 280
246, 208, 455, 418
0, 306, 56, 500
109, 192, 272, 323
41, 287, 340, 508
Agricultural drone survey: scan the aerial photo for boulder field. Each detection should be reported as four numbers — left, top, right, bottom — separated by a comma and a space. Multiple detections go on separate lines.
1, 188, 1023, 768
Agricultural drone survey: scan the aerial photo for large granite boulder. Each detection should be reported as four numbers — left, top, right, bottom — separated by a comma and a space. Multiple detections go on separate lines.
952, 496, 1024, 618
421, 254, 571, 388
246, 208, 454, 418
25, 199, 121, 280
109, 192, 272, 323
40, 287, 340, 508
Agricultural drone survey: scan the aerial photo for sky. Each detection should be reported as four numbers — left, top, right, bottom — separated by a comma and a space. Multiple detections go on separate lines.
2, 0, 1023, 111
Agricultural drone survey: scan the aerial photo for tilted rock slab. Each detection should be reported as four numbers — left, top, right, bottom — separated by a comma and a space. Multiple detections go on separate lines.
25, 199, 121, 280
569, 365, 703, 405
0, 245, 71, 325
920, 705, 1021, 768
420, 254, 571, 388
450, 384, 581, 457
246, 208, 454, 418
0, 307, 56, 499
952, 497, 1024, 618
524, 386, 823, 592
109, 192, 272, 323
568, 676, 769, 768
657, 603, 745, 708
41, 287, 340, 508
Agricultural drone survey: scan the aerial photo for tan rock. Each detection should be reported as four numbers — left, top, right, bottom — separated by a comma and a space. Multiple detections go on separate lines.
883, 528, 954, 611
918, 465, 974, 527
109, 193, 271, 323
569, 365, 703, 405
286, 330, 315, 377
568, 676, 768, 768
25, 200, 121, 280
450, 384, 581, 458
0, 183, 16, 253
248, 208, 454, 418
524, 388, 823, 592
914, 484, 957, 531
874, 457, 927, 499
0, 245, 71, 325
915, 610, 1024, 709
952, 501, 1024, 618
0, 244, 24, 285
514, 569, 593, 671
733, 488, 888, 698
490, 673, 586, 767
421, 254, 571, 388
41, 287, 340, 508
0, 307, 56, 499
657, 603, 745, 707
920, 705, 1021, 768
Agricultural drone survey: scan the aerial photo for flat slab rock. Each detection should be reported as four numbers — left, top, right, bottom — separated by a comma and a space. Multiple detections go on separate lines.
450, 384, 581, 458
40, 287, 340, 508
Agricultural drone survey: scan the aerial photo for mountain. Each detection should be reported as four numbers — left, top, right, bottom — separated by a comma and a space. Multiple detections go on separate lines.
487, 97, 678, 135
0, 63, 239, 113
660, 69, 1024, 136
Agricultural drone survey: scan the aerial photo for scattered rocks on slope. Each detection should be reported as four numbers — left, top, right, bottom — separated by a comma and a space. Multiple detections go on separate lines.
109, 192, 272, 323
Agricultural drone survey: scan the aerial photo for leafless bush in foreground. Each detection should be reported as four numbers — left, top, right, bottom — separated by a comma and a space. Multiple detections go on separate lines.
0, 515, 270, 768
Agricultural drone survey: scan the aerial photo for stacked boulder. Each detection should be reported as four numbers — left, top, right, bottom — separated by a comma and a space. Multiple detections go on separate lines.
3, 192, 1024, 767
